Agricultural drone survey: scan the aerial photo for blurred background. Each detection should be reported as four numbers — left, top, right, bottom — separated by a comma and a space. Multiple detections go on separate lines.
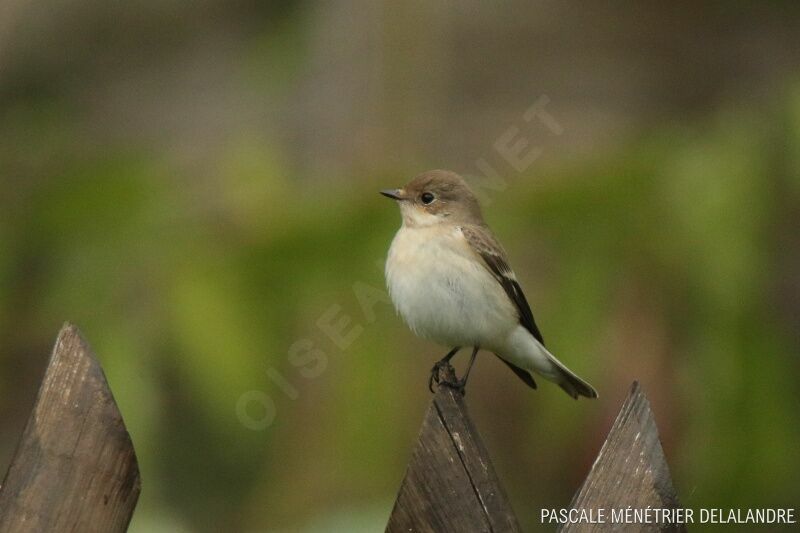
1, 1, 799, 531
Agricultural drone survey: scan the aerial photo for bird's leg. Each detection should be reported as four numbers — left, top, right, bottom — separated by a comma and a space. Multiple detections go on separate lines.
441, 346, 480, 394
429, 347, 460, 392
458, 346, 480, 390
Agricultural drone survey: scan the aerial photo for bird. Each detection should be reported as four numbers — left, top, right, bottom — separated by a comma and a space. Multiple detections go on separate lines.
381, 169, 598, 399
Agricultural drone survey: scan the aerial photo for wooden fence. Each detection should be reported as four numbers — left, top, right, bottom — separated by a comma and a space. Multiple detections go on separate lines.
0, 324, 140, 532
388, 365, 685, 532
0, 325, 682, 532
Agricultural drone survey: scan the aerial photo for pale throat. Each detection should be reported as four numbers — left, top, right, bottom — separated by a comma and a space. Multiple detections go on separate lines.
399, 203, 446, 228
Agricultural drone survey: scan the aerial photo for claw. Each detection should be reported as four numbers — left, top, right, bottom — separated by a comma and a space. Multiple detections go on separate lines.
438, 377, 466, 395
428, 360, 446, 393
428, 347, 464, 394
428, 372, 437, 393
428, 360, 466, 395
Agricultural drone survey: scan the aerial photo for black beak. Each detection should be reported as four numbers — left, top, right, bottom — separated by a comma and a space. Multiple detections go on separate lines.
380, 189, 403, 200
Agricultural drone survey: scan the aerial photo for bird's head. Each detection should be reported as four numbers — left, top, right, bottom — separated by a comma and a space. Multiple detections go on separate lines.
381, 170, 484, 227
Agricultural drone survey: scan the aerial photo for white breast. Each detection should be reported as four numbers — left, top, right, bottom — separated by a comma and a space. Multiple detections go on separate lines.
385, 224, 517, 349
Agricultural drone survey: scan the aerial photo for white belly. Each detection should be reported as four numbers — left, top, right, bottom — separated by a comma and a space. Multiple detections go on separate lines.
385, 225, 517, 349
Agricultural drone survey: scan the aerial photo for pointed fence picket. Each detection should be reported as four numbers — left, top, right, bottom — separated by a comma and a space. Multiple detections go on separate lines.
0, 324, 140, 533
387, 368, 683, 532
0, 326, 681, 532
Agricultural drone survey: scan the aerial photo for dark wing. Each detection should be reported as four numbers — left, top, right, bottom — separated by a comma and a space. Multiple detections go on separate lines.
461, 225, 543, 390
461, 225, 545, 345
499, 358, 537, 389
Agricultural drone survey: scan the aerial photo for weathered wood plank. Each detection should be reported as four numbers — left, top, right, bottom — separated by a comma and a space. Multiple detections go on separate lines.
560, 381, 684, 532
0, 323, 141, 533
386, 364, 521, 533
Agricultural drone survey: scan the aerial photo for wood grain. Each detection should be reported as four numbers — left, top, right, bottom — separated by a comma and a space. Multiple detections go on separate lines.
386, 364, 521, 533
0, 323, 141, 532
560, 382, 684, 532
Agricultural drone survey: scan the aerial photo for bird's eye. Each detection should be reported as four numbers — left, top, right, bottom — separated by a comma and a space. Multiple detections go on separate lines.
421, 192, 435, 204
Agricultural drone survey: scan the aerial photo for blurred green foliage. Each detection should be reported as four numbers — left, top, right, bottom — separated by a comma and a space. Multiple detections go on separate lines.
1, 86, 799, 531
1, 3, 800, 530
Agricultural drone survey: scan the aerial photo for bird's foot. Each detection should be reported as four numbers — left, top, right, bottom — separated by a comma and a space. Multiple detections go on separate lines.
428, 360, 465, 395
437, 376, 467, 395
428, 360, 447, 392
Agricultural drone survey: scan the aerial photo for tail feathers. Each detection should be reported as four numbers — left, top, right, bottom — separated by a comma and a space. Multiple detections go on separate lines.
501, 326, 598, 398
557, 371, 598, 399
547, 354, 598, 399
